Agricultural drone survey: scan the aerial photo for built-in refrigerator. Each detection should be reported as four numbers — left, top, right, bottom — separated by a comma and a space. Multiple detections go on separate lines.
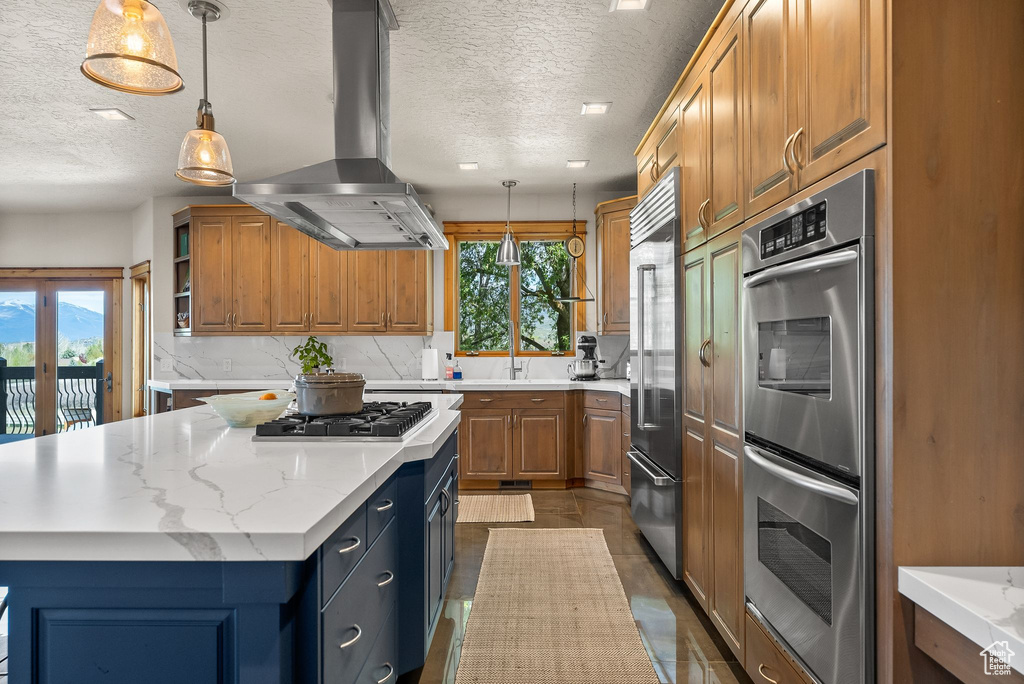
628, 167, 684, 579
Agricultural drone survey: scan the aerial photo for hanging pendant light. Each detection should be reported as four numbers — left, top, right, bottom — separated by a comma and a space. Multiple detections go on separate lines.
176, 0, 234, 186
555, 183, 597, 303
496, 180, 521, 266
81, 0, 184, 95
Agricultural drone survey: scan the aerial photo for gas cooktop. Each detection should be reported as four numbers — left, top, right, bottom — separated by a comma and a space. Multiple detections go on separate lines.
252, 401, 436, 442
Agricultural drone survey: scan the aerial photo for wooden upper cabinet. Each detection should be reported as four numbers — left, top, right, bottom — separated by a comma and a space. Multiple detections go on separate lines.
707, 19, 746, 238
744, 0, 800, 218
191, 216, 233, 333
387, 250, 431, 333
513, 409, 565, 479
270, 221, 310, 332
680, 75, 710, 253
583, 407, 622, 486
309, 241, 349, 333
653, 105, 680, 182
459, 409, 514, 480
596, 197, 636, 335
637, 141, 657, 199
230, 215, 272, 332
792, 0, 885, 187
347, 250, 388, 332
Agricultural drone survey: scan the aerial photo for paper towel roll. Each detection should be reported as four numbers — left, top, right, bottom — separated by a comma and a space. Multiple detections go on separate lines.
421, 348, 440, 380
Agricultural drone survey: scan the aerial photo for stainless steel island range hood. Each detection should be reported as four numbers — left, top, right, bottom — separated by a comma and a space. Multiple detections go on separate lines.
233, 0, 447, 250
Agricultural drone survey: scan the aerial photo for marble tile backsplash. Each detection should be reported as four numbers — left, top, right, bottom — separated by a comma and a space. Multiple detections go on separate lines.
153, 331, 629, 381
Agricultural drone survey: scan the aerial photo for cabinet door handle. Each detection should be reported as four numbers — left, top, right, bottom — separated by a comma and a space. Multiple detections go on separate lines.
225, 312, 231, 326
376, 663, 395, 684
387, 311, 392, 327
506, 415, 511, 431
697, 199, 709, 229
583, 414, 589, 426
650, 160, 659, 183
336, 537, 361, 554
757, 664, 779, 684
375, 499, 394, 512
338, 624, 362, 650
380, 311, 385, 327
233, 312, 239, 327
790, 126, 805, 170
440, 488, 451, 514
699, 339, 712, 367
702, 198, 713, 228
377, 570, 395, 588
782, 132, 797, 175
513, 413, 519, 428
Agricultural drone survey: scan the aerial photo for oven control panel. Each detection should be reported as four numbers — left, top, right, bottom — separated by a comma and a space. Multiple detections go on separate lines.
759, 201, 827, 259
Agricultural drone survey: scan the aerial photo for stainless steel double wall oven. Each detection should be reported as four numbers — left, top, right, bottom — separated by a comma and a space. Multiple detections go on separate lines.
741, 170, 874, 684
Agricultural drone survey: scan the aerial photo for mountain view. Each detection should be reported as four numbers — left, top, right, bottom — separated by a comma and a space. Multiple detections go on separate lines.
0, 300, 104, 344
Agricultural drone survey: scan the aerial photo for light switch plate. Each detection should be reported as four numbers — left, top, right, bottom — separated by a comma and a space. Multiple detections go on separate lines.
159, 359, 172, 372
336, 358, 347, 371
222, 359, 232, 372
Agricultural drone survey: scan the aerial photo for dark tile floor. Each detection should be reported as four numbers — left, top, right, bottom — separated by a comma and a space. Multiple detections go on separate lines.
398, 488, 750, 684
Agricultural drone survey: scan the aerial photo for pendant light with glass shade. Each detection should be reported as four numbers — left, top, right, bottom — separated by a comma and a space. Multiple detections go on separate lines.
81, 0, 184, 95
496, 180, 521, 266
555, 183, 597, 303
175, 0, 235, 186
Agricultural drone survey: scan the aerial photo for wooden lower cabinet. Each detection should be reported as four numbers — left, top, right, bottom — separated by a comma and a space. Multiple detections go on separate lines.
459, 409, 513, 479
513, 409, 566, 479
745, 612, 811, 684
583, 407, 621, 487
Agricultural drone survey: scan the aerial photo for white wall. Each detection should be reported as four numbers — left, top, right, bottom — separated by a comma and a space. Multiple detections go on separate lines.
0, 211, 135, 416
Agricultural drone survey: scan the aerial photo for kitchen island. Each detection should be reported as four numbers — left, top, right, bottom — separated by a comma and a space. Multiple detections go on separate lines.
0, 392, 462, 684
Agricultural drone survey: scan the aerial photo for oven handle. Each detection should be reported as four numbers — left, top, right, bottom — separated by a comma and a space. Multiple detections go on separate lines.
743, 445, 858, 505
743, 249, 858, 289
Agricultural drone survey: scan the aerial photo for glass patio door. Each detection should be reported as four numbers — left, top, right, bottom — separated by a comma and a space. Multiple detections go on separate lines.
0, 278, 116, 438
0, 283, 39, 443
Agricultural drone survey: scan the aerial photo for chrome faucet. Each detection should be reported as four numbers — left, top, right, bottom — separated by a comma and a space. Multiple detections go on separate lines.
509, 317, 522, 380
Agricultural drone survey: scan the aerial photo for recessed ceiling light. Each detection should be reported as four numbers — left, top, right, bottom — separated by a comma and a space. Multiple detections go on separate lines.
566, 160, 590, 169
609, 0, 651, 10
458, 162, 479, 170
580, 102, 612, 115
89, 107, 134, 121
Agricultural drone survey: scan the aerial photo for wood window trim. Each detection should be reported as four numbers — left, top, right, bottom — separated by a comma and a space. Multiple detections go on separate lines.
443, 221, 587, 356
130, 262, 151, 417
0, 267, 124, 280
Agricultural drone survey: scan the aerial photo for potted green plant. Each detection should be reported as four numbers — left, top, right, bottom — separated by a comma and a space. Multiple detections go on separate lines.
291, 336, 334, 374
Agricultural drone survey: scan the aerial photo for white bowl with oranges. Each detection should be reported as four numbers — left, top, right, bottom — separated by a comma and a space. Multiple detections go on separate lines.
197, 390, 296, 428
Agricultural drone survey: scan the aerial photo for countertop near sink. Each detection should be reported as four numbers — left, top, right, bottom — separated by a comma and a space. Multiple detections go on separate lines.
148, 377, 631, 397
899, 566, 1024, 675
0, 392, 462, 563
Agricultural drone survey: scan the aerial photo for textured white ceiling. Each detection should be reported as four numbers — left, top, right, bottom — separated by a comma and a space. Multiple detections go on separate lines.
0, 0, 720, 213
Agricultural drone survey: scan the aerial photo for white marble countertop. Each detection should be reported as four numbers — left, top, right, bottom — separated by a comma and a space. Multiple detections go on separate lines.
899, 566, 1024, 674
0, 393, 462, 563
148, 377, 631, 397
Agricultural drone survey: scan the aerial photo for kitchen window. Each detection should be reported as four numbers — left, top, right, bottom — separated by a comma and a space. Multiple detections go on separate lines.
443, 222, 587, 357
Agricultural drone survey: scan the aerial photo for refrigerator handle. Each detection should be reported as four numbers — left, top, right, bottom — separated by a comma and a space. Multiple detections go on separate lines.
636, 264, 655, 430
627, 450, 672, 486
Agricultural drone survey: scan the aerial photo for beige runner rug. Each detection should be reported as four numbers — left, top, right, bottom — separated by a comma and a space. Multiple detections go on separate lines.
456, 494, 535, 524
455, 528, 659, 683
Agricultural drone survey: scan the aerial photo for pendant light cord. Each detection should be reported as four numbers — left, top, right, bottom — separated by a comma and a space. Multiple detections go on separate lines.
572, 182, 577, 233
506, 183, 512, 234
201, 13, 209, 104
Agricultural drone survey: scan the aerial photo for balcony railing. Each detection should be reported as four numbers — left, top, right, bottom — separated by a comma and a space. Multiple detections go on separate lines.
0, 357, 105, 435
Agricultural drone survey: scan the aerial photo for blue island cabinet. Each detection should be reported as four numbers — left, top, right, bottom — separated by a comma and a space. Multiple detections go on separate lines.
0, 429, 459, 684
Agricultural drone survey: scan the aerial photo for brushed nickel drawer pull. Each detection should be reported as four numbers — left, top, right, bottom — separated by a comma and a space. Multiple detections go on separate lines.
478, 398, 493, 403
377, 663, 395, 683
375, 499, 394, 512
338, 624, 362, 649
336, 537, 361, 554
530, 398, 545, 402
758, 664, 779, 684
377, 570, 395, 588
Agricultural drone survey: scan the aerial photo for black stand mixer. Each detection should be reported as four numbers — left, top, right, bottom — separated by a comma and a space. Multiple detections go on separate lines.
567, 335, 602, 380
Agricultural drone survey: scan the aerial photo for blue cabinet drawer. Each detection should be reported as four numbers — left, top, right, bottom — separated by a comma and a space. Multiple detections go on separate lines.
323, 518, 399, 684
355, 602, 398, 684
322, 504, 368, 607
366, 479, 397, 546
